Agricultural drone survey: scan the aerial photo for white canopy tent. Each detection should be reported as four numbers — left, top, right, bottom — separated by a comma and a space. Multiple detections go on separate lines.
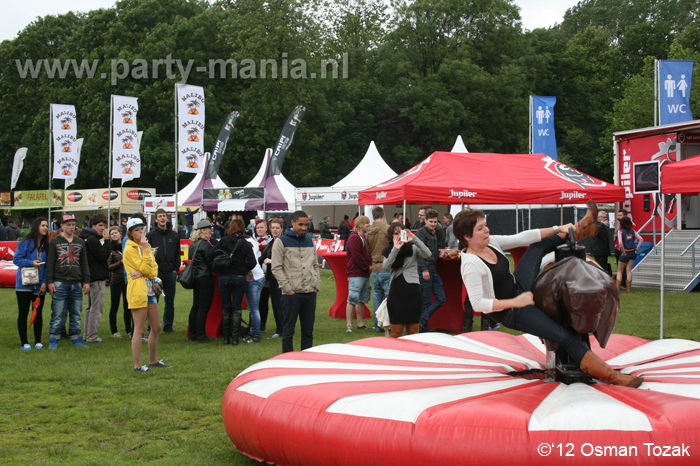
295, 141, 398, 225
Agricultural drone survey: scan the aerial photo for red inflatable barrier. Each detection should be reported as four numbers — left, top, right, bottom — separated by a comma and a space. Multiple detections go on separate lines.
223, 333, 700, 466
0, 260, 18, 288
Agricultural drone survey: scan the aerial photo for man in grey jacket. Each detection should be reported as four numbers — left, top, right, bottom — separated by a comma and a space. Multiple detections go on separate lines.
272, 211, 320, 353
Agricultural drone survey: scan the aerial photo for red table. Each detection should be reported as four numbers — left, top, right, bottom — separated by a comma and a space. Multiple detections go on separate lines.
413, 247, 528, 334
184, 269, 247, 339
322, 252, 371, 319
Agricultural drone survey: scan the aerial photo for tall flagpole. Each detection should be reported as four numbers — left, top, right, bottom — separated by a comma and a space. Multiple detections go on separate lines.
174, 85, 179, 231
654, 59, 659, 126
108, 95, 114, 224
48, 106, 53, 222
528, 96, 533, 154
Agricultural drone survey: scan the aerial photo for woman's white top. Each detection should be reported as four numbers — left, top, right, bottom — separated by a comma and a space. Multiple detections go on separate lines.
246, 237, 265, 281
459, 229, 541, 314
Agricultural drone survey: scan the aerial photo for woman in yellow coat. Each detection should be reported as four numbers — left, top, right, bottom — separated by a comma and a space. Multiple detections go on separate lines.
123, 218, 170, 373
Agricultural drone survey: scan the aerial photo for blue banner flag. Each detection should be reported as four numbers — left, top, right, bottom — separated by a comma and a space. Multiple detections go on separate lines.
531, 96, 557, 160
659, 60, 694, 125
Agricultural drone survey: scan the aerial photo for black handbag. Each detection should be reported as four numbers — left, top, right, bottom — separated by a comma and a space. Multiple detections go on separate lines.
212, 237, 242, 271
178, 242, 197, 289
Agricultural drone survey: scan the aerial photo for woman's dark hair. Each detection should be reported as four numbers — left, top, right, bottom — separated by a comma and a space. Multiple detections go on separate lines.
619, 217, 633, 231
452, 209, 486, 249
226, 218, 246, 236
24, 217, 49, 253
386, 222, 404, 241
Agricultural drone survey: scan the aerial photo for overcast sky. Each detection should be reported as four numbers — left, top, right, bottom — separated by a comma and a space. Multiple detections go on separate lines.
0, 0, 580, 43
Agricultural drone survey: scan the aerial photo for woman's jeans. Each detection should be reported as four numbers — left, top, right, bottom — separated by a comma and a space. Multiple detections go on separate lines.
491, 235, 589, 363
245, 277, 265, 337
218, 275, 247, 312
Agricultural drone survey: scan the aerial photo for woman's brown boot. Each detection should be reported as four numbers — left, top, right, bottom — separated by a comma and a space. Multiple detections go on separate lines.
615, 278, 621, 292
574, 199, 599, 241
580, 351, 643, 388
626, 279, 632, 293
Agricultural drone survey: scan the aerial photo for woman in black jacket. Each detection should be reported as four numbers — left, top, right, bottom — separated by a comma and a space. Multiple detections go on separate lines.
207, 218, 256, 345
187, 220, 217, 343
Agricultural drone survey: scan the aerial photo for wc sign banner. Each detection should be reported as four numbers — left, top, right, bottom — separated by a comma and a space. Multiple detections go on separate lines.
658, 60, 694, 125
530, 96, 557, 160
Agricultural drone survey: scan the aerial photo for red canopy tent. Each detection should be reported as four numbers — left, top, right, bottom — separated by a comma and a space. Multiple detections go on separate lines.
358, 151, 625, 334
359, 152, 625, 205
661, 155, 700, 195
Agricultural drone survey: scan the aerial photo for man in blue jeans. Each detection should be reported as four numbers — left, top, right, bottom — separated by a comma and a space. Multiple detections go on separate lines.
366, 206, 391, 332
47, 214, 91, 349
415, 208, 446, 332
147, 209, 181, 333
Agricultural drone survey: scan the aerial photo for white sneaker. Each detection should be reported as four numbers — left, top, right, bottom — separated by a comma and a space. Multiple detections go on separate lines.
21, 343, 31, 351
345, 325, 353, 333
34, 343, 43, 349
111, 332, 122, 338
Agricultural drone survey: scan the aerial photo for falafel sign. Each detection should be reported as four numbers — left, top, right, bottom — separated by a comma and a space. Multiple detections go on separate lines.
51, 104, 79, 180
111, 95, 141, 180
176, 84, 205, 174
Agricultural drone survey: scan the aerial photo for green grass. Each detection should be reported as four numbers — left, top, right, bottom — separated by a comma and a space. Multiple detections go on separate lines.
1, 268, 698, 465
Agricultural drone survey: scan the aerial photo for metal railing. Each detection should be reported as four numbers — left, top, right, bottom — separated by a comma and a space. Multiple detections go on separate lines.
680, 234, 700, 277
636, 212, 658, 253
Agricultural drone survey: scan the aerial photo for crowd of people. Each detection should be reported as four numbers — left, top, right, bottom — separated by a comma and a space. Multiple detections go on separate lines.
12, 204, 641, 384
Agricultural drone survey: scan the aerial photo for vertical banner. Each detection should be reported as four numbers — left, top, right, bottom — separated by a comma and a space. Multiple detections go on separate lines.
177, 84, 205, 173
112, 95, 141, 180
531, 96, 558, 160
658, 60, 694, 125
267, 104, 306, 177
51, 104, 79, 179
205, 110, 240, 181
122, 130, 143, 185
11, 148, 27, 190
65, 138, 83, 189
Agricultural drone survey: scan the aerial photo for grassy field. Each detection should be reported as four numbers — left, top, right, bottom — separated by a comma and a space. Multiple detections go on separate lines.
1, 268, 698, 465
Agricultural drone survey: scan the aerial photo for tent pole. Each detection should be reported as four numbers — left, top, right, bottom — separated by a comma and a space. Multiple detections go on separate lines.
660, 194, 665, 339
108, 95, 113, 224
515, 204, 519, 234
403, 201, 406, 228
48, 106, 53, 222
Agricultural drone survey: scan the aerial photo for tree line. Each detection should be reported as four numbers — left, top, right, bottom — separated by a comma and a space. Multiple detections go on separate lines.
0, 0, 698, 194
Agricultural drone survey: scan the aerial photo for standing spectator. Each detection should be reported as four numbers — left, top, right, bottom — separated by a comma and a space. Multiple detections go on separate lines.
107, 226, 130, 339
412, 208, 426, 229
207, 218, 256, 345
14, 217, 49, 350
184, 207, 200, 239
260, 218, 285, 339
213, 214, 225, 240
345, 215, 372, 332
616, 217, 643, 293
319, 216, 332, 239
187, 219, 217, 343
244, 228, 267, 343
413, 206, 446, 247
307, 215, 315, 236
123, 217, 170, 373
590, 211, 612, 275
119, 217, 128, 238
50, 217, 59, 231
338, 215, 351, 247
366, 206, 391, 333
81, 214, 112, 343
272, 211, 320, 353
350, 212, 359, 229
147, 209, 181, 333
443, 212, 458, 249
5, 217, 21, 241
251, 220, 272, 332
415, 208, 446, 332
382, 223, 431, 337
47, 214, 91, 349
0, 218, 6, 241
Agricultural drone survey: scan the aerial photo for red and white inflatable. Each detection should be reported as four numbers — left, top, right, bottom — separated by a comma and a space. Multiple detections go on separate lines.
0, 260, 18, 287
223, 332, 700, 465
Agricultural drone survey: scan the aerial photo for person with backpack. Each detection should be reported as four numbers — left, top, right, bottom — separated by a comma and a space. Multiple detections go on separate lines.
616, 217, 643, 293
207, 218, 256, 345
338, 215, 351, 250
